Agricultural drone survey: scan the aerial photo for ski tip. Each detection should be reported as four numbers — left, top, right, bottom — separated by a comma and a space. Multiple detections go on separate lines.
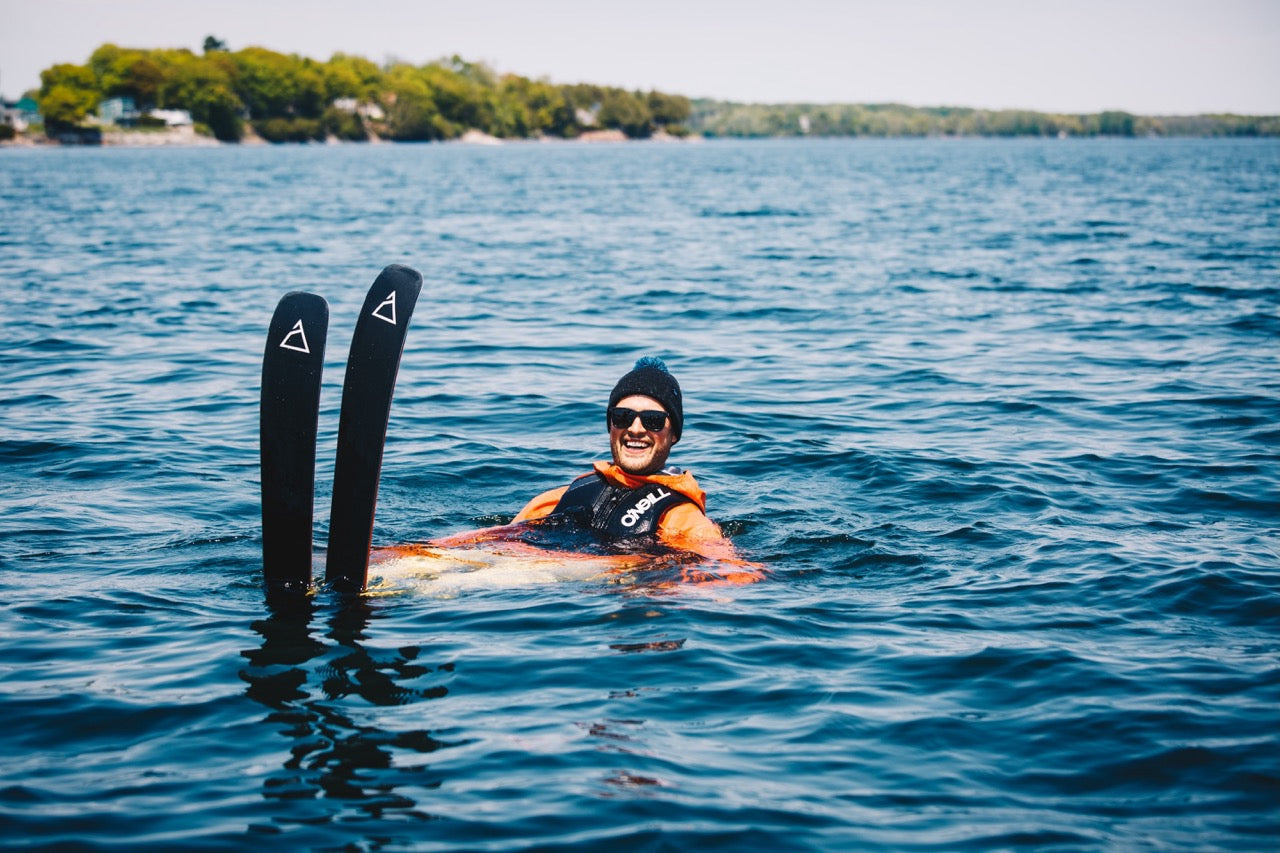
274, 290, 330, 314
357, 265, 423, 333
376, 264, 424, 291
264, 292, 329, 362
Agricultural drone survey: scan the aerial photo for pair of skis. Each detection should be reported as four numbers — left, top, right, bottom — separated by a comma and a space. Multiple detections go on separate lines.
259, 264, 423, 594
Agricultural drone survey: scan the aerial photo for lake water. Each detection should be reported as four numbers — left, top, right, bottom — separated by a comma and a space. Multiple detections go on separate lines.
1, 138, 1277, 850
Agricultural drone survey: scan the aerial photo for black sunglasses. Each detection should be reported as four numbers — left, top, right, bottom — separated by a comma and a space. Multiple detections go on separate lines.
608, 407, 668, 431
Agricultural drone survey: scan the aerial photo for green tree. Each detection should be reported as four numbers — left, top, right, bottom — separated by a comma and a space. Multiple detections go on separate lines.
499, 75, 574, 136
232, 47, 325, 119
385, 91, 449, 141
323, 53, 383, 102
293, 57, 328, 118
88, 44, 165, 107
1098, 110, 1136, 136
382, 64, 447, 141
442, 55, 496, 88
256, 116, 323, 142
419, 61, 492, 135
647, 91, 690, 127
156, 49, 244, 140
561, 83, 604, 112
598, 88, 652, 138
321, 105, 366, 141
38, 63, 98, 129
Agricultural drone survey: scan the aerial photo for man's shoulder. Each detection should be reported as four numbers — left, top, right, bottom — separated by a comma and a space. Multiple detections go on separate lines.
511, 483, 571, 523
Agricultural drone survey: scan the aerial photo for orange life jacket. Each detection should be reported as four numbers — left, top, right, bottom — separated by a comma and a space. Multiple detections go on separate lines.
425, 462, 762, 583
512, 461, 741, 562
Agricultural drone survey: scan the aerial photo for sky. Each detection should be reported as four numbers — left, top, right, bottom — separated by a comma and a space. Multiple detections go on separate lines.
3, 0, 1278, 114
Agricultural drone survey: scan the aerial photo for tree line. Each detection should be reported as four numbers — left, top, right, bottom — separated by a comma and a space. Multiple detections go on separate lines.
688, 101, 1280, 138
28, 39, 1278, 143
34, 40, 692, 142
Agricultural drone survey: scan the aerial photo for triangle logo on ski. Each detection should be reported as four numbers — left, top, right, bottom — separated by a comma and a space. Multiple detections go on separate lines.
279, 318, 312, 353
372, 291, 397, 325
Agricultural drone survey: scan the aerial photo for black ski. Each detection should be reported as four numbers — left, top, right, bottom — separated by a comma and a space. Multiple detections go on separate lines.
325, 264, 423, 592
260, 291, 329, 589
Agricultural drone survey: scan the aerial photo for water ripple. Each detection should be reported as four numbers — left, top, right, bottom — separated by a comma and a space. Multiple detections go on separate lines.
0, 139, 1277, 850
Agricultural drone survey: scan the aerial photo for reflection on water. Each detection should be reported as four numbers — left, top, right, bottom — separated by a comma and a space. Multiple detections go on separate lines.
242, 595, 458, 825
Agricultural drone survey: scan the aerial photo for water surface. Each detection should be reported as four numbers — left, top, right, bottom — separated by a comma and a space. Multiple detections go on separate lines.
1, 138, 1277, 850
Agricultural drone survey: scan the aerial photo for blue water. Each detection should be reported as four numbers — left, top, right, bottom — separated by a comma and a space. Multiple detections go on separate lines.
1, 138, 1278, 850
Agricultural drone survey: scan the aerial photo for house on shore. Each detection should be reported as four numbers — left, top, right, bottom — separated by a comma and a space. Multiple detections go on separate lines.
100, 96, 140, 127
2, 96, 41, 131
99, 97, 192, 128
149, 108, 193, 127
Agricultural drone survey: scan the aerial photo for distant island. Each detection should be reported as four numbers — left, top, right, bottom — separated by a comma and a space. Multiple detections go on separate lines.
4, 38, 1277, 145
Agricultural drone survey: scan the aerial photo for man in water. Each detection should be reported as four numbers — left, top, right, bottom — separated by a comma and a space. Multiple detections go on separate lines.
434, 357, 742, 563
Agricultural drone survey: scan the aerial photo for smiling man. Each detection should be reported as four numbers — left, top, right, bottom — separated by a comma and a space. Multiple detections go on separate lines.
507, 357, 732, 556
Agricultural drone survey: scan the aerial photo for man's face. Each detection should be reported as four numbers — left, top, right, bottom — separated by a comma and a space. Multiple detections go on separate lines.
609, 394, 676, 476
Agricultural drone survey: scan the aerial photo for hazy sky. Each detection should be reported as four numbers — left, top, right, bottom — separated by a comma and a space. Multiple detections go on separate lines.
3, 0, 1278, 114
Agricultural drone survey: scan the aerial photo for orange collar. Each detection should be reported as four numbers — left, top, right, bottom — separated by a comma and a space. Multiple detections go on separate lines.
592, 461, 707, 512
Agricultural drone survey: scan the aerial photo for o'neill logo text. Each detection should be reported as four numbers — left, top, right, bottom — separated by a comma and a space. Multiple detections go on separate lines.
621, 488, 671, 528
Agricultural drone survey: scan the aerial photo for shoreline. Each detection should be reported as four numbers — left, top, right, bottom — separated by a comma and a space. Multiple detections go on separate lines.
4, 128, 1276, 149
0, 126, 700, 148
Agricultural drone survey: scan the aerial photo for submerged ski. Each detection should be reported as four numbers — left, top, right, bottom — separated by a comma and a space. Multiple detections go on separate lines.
325, 264, 423, 592
260, 291, 329, 589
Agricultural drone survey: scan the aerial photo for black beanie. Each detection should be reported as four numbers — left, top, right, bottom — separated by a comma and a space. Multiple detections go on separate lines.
607, 356, 683, 440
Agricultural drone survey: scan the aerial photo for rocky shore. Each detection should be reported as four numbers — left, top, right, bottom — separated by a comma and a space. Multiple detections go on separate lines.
1, 125, 221, 148
101, 126, 221, 147
2, 125, 700, 148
